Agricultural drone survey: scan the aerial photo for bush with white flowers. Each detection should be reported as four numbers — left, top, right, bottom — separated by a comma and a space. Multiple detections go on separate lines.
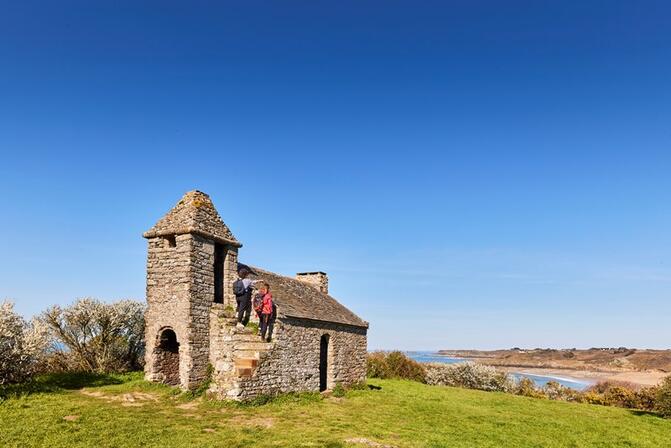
0, 301, 48, 384
425, 362, 515, 393
40, 298, 145, 373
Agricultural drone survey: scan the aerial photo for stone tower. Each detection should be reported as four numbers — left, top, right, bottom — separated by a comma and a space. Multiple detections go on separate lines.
143, 190, 241, 390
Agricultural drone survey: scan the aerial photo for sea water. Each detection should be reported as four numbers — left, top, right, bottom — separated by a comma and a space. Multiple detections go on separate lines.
406, 351, 592, 391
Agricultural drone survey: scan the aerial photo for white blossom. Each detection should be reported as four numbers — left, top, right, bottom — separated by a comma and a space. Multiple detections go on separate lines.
0, 301, 48, 384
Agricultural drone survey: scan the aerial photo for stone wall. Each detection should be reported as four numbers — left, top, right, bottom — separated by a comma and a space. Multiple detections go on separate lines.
185, 234, 215, 387
144, 233, 191, 387
145, 232, 239, 391
234, 317, 367, 399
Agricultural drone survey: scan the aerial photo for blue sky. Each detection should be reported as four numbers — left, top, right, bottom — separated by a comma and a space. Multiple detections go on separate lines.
1, 1, 670, 350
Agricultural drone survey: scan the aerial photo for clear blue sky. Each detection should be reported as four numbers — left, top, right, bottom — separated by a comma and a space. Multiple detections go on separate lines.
1, 1, 670, 350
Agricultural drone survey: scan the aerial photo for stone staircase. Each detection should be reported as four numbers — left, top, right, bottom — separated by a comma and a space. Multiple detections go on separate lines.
231, 329, 273, 378
210, 316, 274, 398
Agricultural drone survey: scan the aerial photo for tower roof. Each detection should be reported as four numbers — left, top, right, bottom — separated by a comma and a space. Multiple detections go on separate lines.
143, 190, 241, 246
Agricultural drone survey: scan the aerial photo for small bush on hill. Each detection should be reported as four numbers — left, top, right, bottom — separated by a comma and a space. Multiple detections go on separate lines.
543, 381, 579, 401
635, 386, 659, 412
579, 391, 609, 406
587, 380, 640, 394
515, 377, 545, 399
367, 351, 426, 382
0, 301, 48, 384
579, 381, 662, 412
40, 298, 145, 373
656, 376, 671, 418
425, 362, 514, 393
605, 386, 640, 409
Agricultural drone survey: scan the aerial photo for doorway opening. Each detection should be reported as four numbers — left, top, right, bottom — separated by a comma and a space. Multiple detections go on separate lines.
319, 334, 331, 392
154, 328, 180, 386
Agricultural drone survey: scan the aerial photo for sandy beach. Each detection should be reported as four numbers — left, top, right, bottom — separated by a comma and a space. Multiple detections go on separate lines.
498, 366, 667, 387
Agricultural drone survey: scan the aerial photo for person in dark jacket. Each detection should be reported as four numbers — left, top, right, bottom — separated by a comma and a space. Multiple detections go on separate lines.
233, 267, 255, 327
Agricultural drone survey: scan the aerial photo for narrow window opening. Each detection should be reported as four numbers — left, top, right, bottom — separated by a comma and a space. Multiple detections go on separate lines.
214, 243, 225, 303
163, 235, 176, 248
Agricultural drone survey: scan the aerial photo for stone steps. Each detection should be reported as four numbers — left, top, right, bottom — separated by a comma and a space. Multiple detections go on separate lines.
213, 319, 275, 391
234, 358, 259, 369
236, 367, 254, 378
232, 337, 272, 380
234, 349, 263, 359
234, 341, 273, 351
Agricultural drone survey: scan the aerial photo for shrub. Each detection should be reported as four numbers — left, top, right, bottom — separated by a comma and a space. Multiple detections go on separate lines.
367, 351, 426, 382
425, 362, 514, 393
40, 298, 145, 373
0, 301, 49, 384
515, 377, 545, 399
635, 386, 659, 412
543, 381, 579, 402
578, 391, 609, 406
587, 380, 639, 394
656, 376, 671, 418
578, 381, 662, 411
602, 386, 638, 408
366, 352, 387, 378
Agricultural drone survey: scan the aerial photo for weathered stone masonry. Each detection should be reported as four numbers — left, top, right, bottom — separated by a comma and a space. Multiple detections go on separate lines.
144, 190, 368, 399
235, 318, 367, 400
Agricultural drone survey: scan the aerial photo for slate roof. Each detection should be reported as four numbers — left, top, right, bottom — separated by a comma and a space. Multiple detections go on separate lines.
143, 190, 241, 246
246, 265, 368, 329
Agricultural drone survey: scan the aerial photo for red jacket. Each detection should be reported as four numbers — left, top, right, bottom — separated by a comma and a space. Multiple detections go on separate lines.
261, 292, 273, 315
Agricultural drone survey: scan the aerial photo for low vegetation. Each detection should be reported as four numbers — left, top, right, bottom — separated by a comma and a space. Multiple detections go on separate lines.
40, 298, 145, 373
366, 350, 427, 382
425, 362, 514, 392
2, 372, 670, 447
656, 376, 671, 418
0, 301, 48, 384
367, 351, 671, 418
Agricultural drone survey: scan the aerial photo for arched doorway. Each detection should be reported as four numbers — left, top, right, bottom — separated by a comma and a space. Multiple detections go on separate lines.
319, 334, 331, 392
154, 328, 180, 386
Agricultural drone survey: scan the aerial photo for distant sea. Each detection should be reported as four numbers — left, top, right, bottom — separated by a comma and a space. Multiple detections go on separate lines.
406, 351, 592, 391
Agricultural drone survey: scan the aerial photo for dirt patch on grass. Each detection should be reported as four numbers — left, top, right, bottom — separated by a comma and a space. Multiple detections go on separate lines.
225, 415, 274, 429
80, 390, 159, 407
176, 401, 200, 410
181, 413, 202, 419
62, 415, 80, 422
345, 437, 397, 448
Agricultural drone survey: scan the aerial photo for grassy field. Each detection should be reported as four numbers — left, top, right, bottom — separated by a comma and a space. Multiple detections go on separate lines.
1, 373, 670, 448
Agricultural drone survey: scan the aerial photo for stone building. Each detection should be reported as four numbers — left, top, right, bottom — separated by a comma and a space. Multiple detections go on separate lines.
143, 190, 368, 399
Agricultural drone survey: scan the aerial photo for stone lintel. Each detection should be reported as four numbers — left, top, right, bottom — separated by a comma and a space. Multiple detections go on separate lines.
143, 228, 243, 248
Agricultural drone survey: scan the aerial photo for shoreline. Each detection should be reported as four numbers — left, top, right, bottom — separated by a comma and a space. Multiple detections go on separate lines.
496, 366, 666, 387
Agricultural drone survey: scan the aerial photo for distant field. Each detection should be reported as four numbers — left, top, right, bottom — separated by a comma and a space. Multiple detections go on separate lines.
2, 372, 670, 448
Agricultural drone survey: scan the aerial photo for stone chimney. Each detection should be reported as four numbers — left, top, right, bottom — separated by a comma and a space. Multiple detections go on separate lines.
296, 272, 328, 294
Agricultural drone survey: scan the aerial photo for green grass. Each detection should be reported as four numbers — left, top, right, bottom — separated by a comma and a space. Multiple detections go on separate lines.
1, 372, 670, 447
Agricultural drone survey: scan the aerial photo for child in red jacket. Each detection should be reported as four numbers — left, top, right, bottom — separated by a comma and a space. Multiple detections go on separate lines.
257, 281, 274, 342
